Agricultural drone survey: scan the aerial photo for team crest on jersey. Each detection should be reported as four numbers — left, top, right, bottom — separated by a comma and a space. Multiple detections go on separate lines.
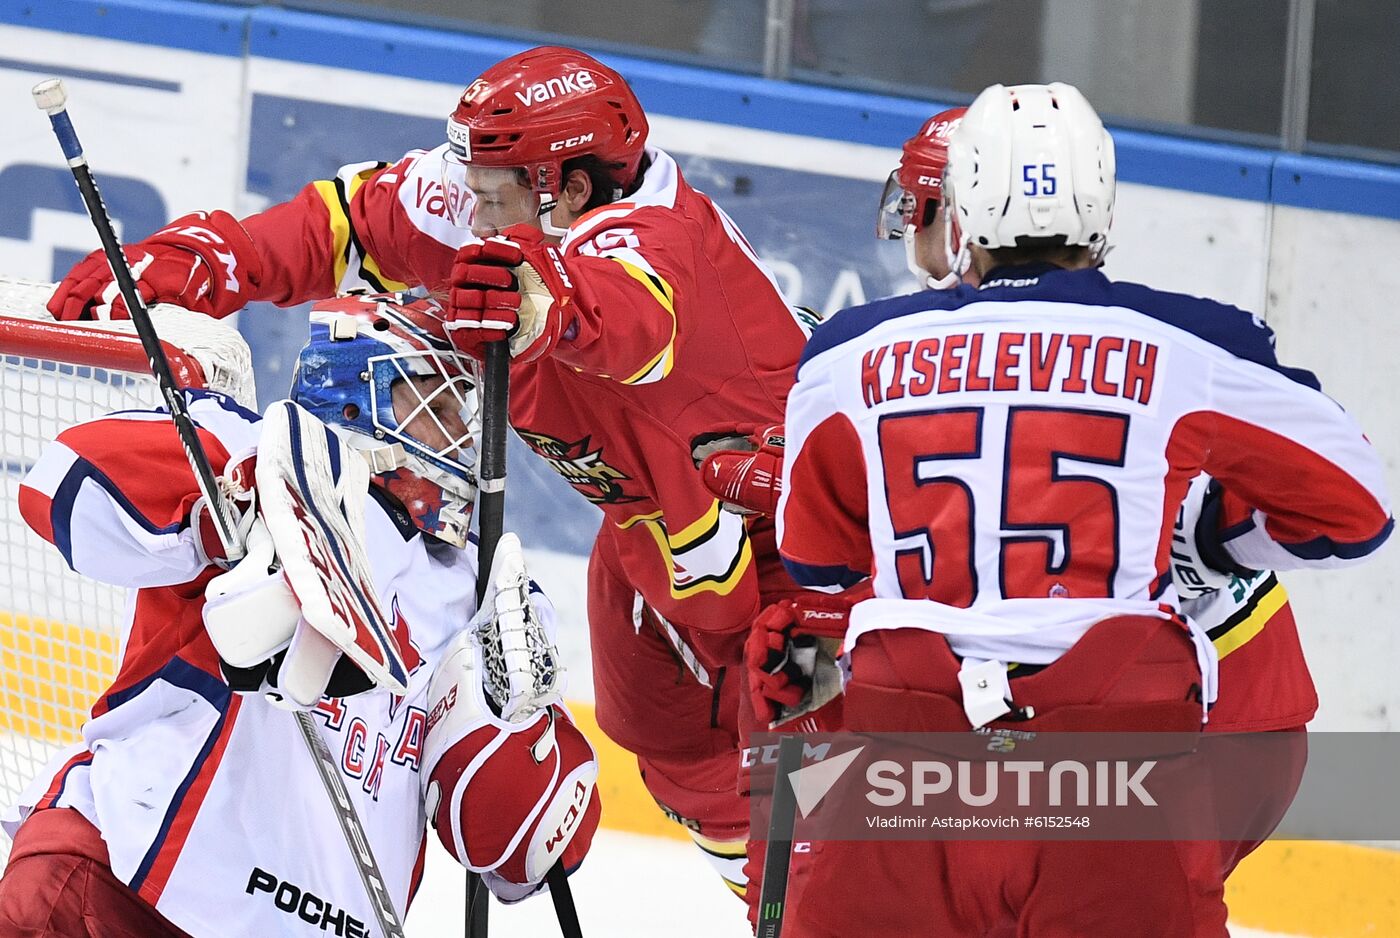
517, 429, 642, 504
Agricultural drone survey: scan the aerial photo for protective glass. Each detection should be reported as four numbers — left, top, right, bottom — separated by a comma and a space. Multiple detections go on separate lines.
877, 170, 917, 241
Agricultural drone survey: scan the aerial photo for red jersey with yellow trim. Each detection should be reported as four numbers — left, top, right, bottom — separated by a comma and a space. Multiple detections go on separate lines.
1186, 573, 1317, 732
229, 145, 810, 640
510, 149, 810, 635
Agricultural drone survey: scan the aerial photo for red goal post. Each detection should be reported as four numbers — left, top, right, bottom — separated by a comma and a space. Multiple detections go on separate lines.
0, 277, 255, 865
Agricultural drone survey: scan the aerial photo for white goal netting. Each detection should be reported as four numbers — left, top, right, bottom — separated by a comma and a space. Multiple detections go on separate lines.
0, 277, 254, 864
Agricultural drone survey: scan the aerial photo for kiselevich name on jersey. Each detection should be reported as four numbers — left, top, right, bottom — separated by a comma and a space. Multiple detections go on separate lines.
859, 331, 1160, 408
247, 867, 370, 937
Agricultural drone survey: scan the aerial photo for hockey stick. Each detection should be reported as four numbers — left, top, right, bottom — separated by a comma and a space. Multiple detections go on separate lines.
468, 340, 584, 938
32, 79, 407, 938
464, 339, 509, 937
756, 734, 804, 938
32, 80, 245, 564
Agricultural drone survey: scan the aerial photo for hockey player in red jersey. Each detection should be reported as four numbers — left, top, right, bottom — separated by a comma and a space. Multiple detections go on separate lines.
0, 296, 599, 937
44, 46, 811, 896
749, 84, 1391, 936
706, 103, 1318, 881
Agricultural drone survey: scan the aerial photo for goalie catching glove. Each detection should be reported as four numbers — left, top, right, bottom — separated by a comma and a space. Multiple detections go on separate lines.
445, 225, 575, 363
202, 400, 411, 707
47, 210, 262, 321
421, 533, 600, 901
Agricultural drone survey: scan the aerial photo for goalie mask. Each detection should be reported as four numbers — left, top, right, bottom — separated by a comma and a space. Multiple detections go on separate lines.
291, 294, 481, 547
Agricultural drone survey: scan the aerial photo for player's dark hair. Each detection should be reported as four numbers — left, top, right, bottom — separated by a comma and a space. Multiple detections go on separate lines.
563, 152, 651, 211
506, 154, 651, 214
985, 235, 1091, 269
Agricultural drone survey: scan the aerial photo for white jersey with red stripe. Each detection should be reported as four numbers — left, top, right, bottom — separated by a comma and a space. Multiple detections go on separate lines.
3, 391, 534, 937
778, 264, 1392, 677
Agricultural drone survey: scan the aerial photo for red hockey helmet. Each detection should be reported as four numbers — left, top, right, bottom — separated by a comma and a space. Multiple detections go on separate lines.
877, 107, 967, 241
443, 45, 649, 230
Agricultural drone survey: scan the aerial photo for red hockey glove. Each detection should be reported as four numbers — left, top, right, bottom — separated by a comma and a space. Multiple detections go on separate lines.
694, 424, 786, 516
47, 210, 262, 321
747, 584, 868, 728
445, 225, 575, 364
188, 451, 258, 568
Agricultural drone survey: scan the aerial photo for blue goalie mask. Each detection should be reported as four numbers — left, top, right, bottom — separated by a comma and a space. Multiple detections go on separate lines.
291, 293, 481, 547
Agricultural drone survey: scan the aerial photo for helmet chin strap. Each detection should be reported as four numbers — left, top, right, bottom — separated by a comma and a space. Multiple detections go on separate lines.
538, 193, 570, 239
904, 227, 961, 290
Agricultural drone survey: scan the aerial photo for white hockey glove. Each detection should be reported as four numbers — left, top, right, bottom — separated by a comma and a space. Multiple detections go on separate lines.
202, 400, 410, 707
1169, 474, 1259, 598
421, 534, 598, 901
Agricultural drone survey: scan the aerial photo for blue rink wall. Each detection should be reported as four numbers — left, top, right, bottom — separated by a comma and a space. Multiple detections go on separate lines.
3, 0, 1400, 740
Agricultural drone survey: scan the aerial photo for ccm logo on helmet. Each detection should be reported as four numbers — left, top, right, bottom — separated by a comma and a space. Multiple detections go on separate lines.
550, 133, 595, 151
514, 71, 597, 107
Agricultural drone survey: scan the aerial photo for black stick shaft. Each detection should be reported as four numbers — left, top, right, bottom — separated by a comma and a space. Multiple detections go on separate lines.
33, 81, 243, 561
467, 339, 509, 937
547, 865, 584, 938
757, 735, 804, 937
474, 339, 510, 605
467, 339, 583, 938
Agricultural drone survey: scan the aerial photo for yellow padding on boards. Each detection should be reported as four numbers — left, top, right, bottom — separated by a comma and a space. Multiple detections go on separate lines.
0, 613, 116, 743
1226, 840, 1400, 937
567, 700, 689, 842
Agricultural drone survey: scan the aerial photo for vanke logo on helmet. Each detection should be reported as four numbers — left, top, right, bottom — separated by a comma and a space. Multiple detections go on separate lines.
514, 70, 597, 107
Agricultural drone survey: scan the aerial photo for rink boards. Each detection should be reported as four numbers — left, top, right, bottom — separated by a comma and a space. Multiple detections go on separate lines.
1, 2, 1399, 935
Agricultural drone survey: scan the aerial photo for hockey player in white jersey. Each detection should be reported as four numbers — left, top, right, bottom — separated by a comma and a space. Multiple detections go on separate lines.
768, 84, 1391, 937
705, 101, 1321, 887
0, 294, 599, 937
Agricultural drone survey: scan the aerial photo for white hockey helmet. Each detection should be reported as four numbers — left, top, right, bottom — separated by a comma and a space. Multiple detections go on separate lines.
944, 83, 1115, 260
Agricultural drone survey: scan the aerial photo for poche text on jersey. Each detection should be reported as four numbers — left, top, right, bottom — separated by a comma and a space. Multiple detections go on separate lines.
246, 867, 369, 937
859, 330, 1159, 408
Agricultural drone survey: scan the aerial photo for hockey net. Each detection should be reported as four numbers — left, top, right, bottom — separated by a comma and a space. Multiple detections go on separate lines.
0, 277, 255, 864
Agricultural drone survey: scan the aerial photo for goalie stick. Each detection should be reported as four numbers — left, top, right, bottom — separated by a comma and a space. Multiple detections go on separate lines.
31, 79, 407, 938
468, 340, 583, 938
